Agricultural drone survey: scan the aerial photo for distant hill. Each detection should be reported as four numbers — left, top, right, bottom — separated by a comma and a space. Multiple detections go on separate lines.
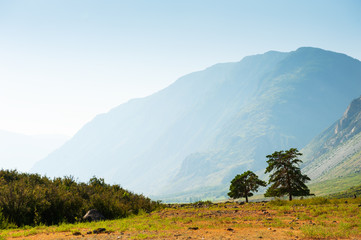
31, 47, 361, 201
327, 184, 361, 199
0, 130, 68, 172
302, 96, 361, 194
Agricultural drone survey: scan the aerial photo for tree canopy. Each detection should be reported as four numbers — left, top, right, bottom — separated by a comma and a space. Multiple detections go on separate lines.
228, 170, 267, 202
264, 148, 312, 200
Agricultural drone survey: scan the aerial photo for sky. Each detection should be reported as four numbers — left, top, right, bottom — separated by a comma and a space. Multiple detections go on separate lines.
1, 0, 360, 137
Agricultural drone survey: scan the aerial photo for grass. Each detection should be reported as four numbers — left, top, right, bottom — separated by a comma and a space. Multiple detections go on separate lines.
309, 172, 361, 196
1, 198, 361, 239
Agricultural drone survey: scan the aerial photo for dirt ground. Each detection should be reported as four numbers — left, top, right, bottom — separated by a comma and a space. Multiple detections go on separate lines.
4, 201, 348, 240
15, 227, 298, 240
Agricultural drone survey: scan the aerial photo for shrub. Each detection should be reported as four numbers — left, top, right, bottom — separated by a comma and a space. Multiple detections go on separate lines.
0, 170, 160, 227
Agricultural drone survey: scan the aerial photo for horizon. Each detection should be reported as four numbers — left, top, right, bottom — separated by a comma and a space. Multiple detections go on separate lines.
1, 0, 361, 136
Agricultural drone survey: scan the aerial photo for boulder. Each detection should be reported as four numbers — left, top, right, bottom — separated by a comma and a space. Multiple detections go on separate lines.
83, 209, 105, 222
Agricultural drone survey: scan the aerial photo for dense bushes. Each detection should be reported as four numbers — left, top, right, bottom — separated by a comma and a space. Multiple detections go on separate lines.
0, 170, 160, 228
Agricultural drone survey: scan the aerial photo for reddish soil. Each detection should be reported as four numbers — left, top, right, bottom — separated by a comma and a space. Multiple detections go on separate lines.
5, 203, 309, 239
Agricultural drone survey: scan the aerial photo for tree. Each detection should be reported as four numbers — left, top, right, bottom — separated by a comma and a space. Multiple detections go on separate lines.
228, 171, 267, 203
264, 148, 312, 201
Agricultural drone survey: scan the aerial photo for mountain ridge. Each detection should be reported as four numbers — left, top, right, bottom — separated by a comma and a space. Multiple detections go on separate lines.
302, 96, 361, 183
31, 47, 361, 200
0, 130, 68, 172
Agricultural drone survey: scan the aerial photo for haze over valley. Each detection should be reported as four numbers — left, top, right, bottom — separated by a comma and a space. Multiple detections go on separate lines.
1, 1, 361, 203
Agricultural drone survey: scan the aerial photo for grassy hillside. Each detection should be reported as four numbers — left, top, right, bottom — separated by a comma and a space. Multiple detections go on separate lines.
308, 172, 361, 196
328, 184, 361, 199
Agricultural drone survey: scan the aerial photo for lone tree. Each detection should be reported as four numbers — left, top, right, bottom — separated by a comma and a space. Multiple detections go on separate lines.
264, 148, 312, 201
228, 170, 267, 203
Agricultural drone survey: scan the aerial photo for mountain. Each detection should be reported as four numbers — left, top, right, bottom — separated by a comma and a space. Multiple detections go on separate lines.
302, 96, 361, 193
0, 130, 68, 172
31, 47, 361, 201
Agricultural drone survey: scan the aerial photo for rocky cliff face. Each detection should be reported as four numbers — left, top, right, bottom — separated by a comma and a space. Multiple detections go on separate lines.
334, 97, 361, 137
302, 96, 361, 182
31, 47, 361, 201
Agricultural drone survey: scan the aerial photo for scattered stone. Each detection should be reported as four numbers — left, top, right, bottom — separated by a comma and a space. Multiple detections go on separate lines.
188, 227, 199, 230
83, 209, 105, 222
227, 228, 234, 231
86, 231, 92, 234
72, 231, 81, 236
93, 228, 106, 234
290, 227, 294, 230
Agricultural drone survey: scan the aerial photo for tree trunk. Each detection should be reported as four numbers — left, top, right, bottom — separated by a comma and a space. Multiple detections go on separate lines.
245, 195, 248, 203
289, 194, 292, 201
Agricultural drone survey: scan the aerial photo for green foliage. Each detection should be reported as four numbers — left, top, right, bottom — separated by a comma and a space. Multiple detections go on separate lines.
264, 148, 312, 200
228, 171, 266, 202
192, 200, 213, 206
0, 169, 160, 228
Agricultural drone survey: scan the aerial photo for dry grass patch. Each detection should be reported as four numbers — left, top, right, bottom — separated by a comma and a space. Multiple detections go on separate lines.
2, 198, 361, 239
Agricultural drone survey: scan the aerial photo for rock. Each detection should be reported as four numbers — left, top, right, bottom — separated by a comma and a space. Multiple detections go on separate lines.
93, 228, 106, 234
188, 227, 199, 230
83, 209, 105, 222
72, 231, 81, 236
227, 228, 234, 231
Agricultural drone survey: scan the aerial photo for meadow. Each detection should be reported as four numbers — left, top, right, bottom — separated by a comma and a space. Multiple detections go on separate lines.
1, 197, 361, 239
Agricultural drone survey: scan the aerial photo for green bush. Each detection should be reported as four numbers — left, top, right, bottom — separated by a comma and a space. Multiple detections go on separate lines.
0, 170, 160, 228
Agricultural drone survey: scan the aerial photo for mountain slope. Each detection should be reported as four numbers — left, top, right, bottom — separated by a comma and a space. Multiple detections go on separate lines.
302, 97, 361, 185
0, 130, 68, 172
31, 47, 361, 200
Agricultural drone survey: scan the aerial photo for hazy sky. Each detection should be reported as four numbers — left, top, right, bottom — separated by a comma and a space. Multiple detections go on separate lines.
1, 0, 360, 136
